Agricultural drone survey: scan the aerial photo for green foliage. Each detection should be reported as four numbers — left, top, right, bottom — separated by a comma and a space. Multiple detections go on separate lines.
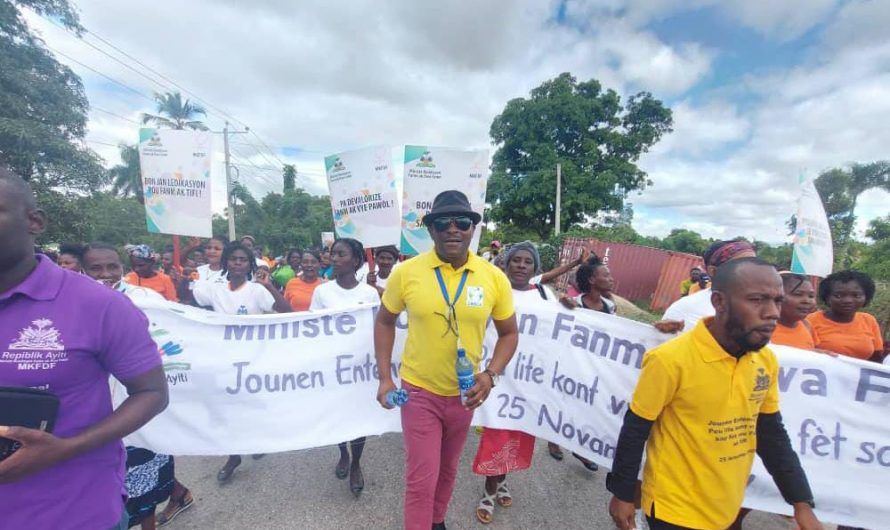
660, 228, 711, 256
0, 0, 105, 190
211, 183, 334, 255
487, 73, 672, 239
863, 283, 890, 336
852, 215, 890, 282
754, 241, 793, 269
109, 144, 143, 203
282, 164, 296, 192
141, 91, 209, 131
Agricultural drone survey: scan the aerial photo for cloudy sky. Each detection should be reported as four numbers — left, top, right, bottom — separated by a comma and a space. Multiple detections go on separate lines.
25, 0, 889, 243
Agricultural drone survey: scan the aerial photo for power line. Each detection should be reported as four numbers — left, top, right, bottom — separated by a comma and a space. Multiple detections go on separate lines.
91, 106, 140, 124
43, 43, 155, 102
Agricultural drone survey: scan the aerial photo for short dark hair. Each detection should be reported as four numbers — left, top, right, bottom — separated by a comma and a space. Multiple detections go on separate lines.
575, 258, 606, 294
712, 257, 775, 292
0, 164, 35, 209
82, 242, 121, 262
221, 241, 257, 280
58, 242, 85, 260
781, 273, 809, 294
286, 247, 302, 262
332, 238, 365, 272
302, 248, 322, 262
375, 245, 399, 260
818, 270, 876, 306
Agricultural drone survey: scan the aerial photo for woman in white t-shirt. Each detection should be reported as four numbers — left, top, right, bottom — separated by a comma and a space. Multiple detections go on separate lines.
193, 241, 291, 483
194, 236, 227, 285
309, 238, 379, 497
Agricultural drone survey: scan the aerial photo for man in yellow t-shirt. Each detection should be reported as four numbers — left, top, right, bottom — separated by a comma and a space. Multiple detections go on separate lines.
607, 257, 823, 530
374, 190, 518, 530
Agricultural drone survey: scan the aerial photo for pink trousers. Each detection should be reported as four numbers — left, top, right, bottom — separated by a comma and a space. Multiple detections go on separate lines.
401, 381, 474, 530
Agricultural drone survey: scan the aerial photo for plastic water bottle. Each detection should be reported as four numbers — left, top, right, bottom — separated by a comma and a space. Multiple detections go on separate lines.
456, 347, 475, 404
386, 388, 409, 407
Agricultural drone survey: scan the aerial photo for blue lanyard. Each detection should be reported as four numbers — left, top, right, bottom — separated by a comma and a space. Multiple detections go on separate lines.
435, 268, 469, 309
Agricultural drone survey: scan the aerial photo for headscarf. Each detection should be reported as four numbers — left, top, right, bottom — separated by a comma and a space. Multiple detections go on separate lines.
503, 241, 541, 274
125, 244, 156, 261
703, 239, 755, 268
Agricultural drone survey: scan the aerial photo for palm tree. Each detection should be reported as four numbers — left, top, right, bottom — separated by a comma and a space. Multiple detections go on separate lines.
109, 144, 143, 203
141, 91, 209, 130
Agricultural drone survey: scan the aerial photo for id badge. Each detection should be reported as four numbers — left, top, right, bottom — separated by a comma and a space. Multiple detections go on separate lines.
466, 286, 484, 307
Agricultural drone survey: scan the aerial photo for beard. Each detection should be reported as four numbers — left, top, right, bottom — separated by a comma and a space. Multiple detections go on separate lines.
726, 304, 771, 354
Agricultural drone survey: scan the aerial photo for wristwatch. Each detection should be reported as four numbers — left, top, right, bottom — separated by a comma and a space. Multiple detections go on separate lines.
483, 369, 499, 387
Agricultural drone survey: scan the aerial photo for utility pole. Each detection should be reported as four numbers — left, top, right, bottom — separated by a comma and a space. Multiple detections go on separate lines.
555, 163, 562, 236
222, 121, 249, 242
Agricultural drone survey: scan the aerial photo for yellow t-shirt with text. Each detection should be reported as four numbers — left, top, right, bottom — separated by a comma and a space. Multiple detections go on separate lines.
382, 250, 514, 396
631, 317, 780, 530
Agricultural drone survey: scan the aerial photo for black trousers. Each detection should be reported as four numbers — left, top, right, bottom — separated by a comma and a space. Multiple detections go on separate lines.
646, 504, 698, 530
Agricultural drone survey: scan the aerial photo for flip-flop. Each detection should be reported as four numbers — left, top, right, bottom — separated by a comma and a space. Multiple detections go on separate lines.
217, 456, 241, 482
572, 452, 598, 472
475, 489, 496, 524
547, 443, 564, 461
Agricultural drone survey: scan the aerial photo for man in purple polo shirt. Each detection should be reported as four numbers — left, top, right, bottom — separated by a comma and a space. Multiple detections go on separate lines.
0, 166, 169, 530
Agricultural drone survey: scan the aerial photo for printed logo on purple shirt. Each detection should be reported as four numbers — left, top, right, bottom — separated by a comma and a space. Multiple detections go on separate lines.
2, 318, 69, 371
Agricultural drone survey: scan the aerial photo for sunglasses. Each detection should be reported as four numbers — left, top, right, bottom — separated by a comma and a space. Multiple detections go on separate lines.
431, 216, 474, 232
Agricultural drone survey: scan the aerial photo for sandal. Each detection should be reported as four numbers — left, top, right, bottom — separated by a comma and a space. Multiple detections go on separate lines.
495, 479, 512, 508
572, 452, 598, 472
547, 442, 564, 461
475, 488, 496, 524
157, 488, 194, 526
350, 465, 364, 497
217, 455, 241, 482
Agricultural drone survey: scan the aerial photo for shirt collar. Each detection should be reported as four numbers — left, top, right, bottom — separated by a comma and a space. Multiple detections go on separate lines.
426, 250, 479, 272
0, 254, 65, 302
691, 317, 761, 363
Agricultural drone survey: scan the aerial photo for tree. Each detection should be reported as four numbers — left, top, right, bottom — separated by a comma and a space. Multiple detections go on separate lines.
141, 91, 209, 131
853, 215, 890, 281
109, 144, 143, 203
660, 228, 710, 256
487, 73, 672, 239
282, 164, 296, 192
0, 0, 105, 189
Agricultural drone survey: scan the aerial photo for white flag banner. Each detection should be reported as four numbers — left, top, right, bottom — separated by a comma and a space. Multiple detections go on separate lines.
399, 145, 489, 256
791, 174, 833, 277
137, 128, 213, 238
121, 297, 889, 529
324, 146, 401, 248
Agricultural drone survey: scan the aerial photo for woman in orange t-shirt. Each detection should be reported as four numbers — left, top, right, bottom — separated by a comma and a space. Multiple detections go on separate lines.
807, 270, 884, 362
283, 249, 324, 311
124, 244, 178, 302
772, 272, 819, 349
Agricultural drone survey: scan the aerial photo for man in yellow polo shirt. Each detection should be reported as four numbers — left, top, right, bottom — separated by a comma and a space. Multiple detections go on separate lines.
607, 257, 823, 530
374, 190, 519, 530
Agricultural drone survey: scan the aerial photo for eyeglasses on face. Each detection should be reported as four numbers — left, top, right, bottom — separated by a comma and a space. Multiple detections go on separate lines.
431, 216, 474, 232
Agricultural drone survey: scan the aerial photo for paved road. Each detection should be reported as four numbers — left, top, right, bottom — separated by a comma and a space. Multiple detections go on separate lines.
165, 431, 806, 530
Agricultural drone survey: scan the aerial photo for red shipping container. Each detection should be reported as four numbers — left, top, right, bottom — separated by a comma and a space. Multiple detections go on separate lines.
557, 238, 702, 311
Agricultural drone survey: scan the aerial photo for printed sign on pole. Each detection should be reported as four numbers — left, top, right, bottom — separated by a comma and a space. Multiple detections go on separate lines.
138, 128, 213, 238
324, 146, 400, 249
400, 145, 489, 255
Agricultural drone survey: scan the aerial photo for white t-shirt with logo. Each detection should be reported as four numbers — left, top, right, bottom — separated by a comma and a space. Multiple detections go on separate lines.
193, 280, 275, 315
195, 264, 226, 284
309, 280, 379, 311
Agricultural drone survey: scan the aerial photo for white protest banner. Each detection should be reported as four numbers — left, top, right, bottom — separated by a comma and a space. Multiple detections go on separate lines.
123, 296, 889, 528
324, 146, 400, 248
138, 128, 213, 238
399, 145, 489, 255
791, 173, 833, 277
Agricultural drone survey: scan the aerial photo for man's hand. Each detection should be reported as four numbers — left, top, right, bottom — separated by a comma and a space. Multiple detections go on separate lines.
376, 379, 397, 409
463, 373, 493, 410
653, 319, 684, 334
0, 426, 76, 484
255, 269, 273, 287
793, 502, 823, 530
559, 295, 579, 310
608, 496, 637, 530
367, 270, 377, 287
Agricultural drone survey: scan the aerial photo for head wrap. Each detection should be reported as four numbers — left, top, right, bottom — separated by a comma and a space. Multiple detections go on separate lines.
503, 241, 541, 274
703, 240, 755, 268
125, 244, 156, 261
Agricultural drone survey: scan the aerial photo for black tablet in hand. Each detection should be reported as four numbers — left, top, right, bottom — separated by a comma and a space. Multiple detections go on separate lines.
0, 387, 60, 462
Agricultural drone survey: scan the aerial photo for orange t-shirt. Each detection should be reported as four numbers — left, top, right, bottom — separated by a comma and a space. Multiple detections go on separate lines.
687, 281, 711, 295
124, 271, 178, 302
771, 321, 818, 350
284, 277, 323, 311
807, 311, 884, 360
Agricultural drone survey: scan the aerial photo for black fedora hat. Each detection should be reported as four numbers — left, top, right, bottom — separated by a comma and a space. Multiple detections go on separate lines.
422, 190, 482, 226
